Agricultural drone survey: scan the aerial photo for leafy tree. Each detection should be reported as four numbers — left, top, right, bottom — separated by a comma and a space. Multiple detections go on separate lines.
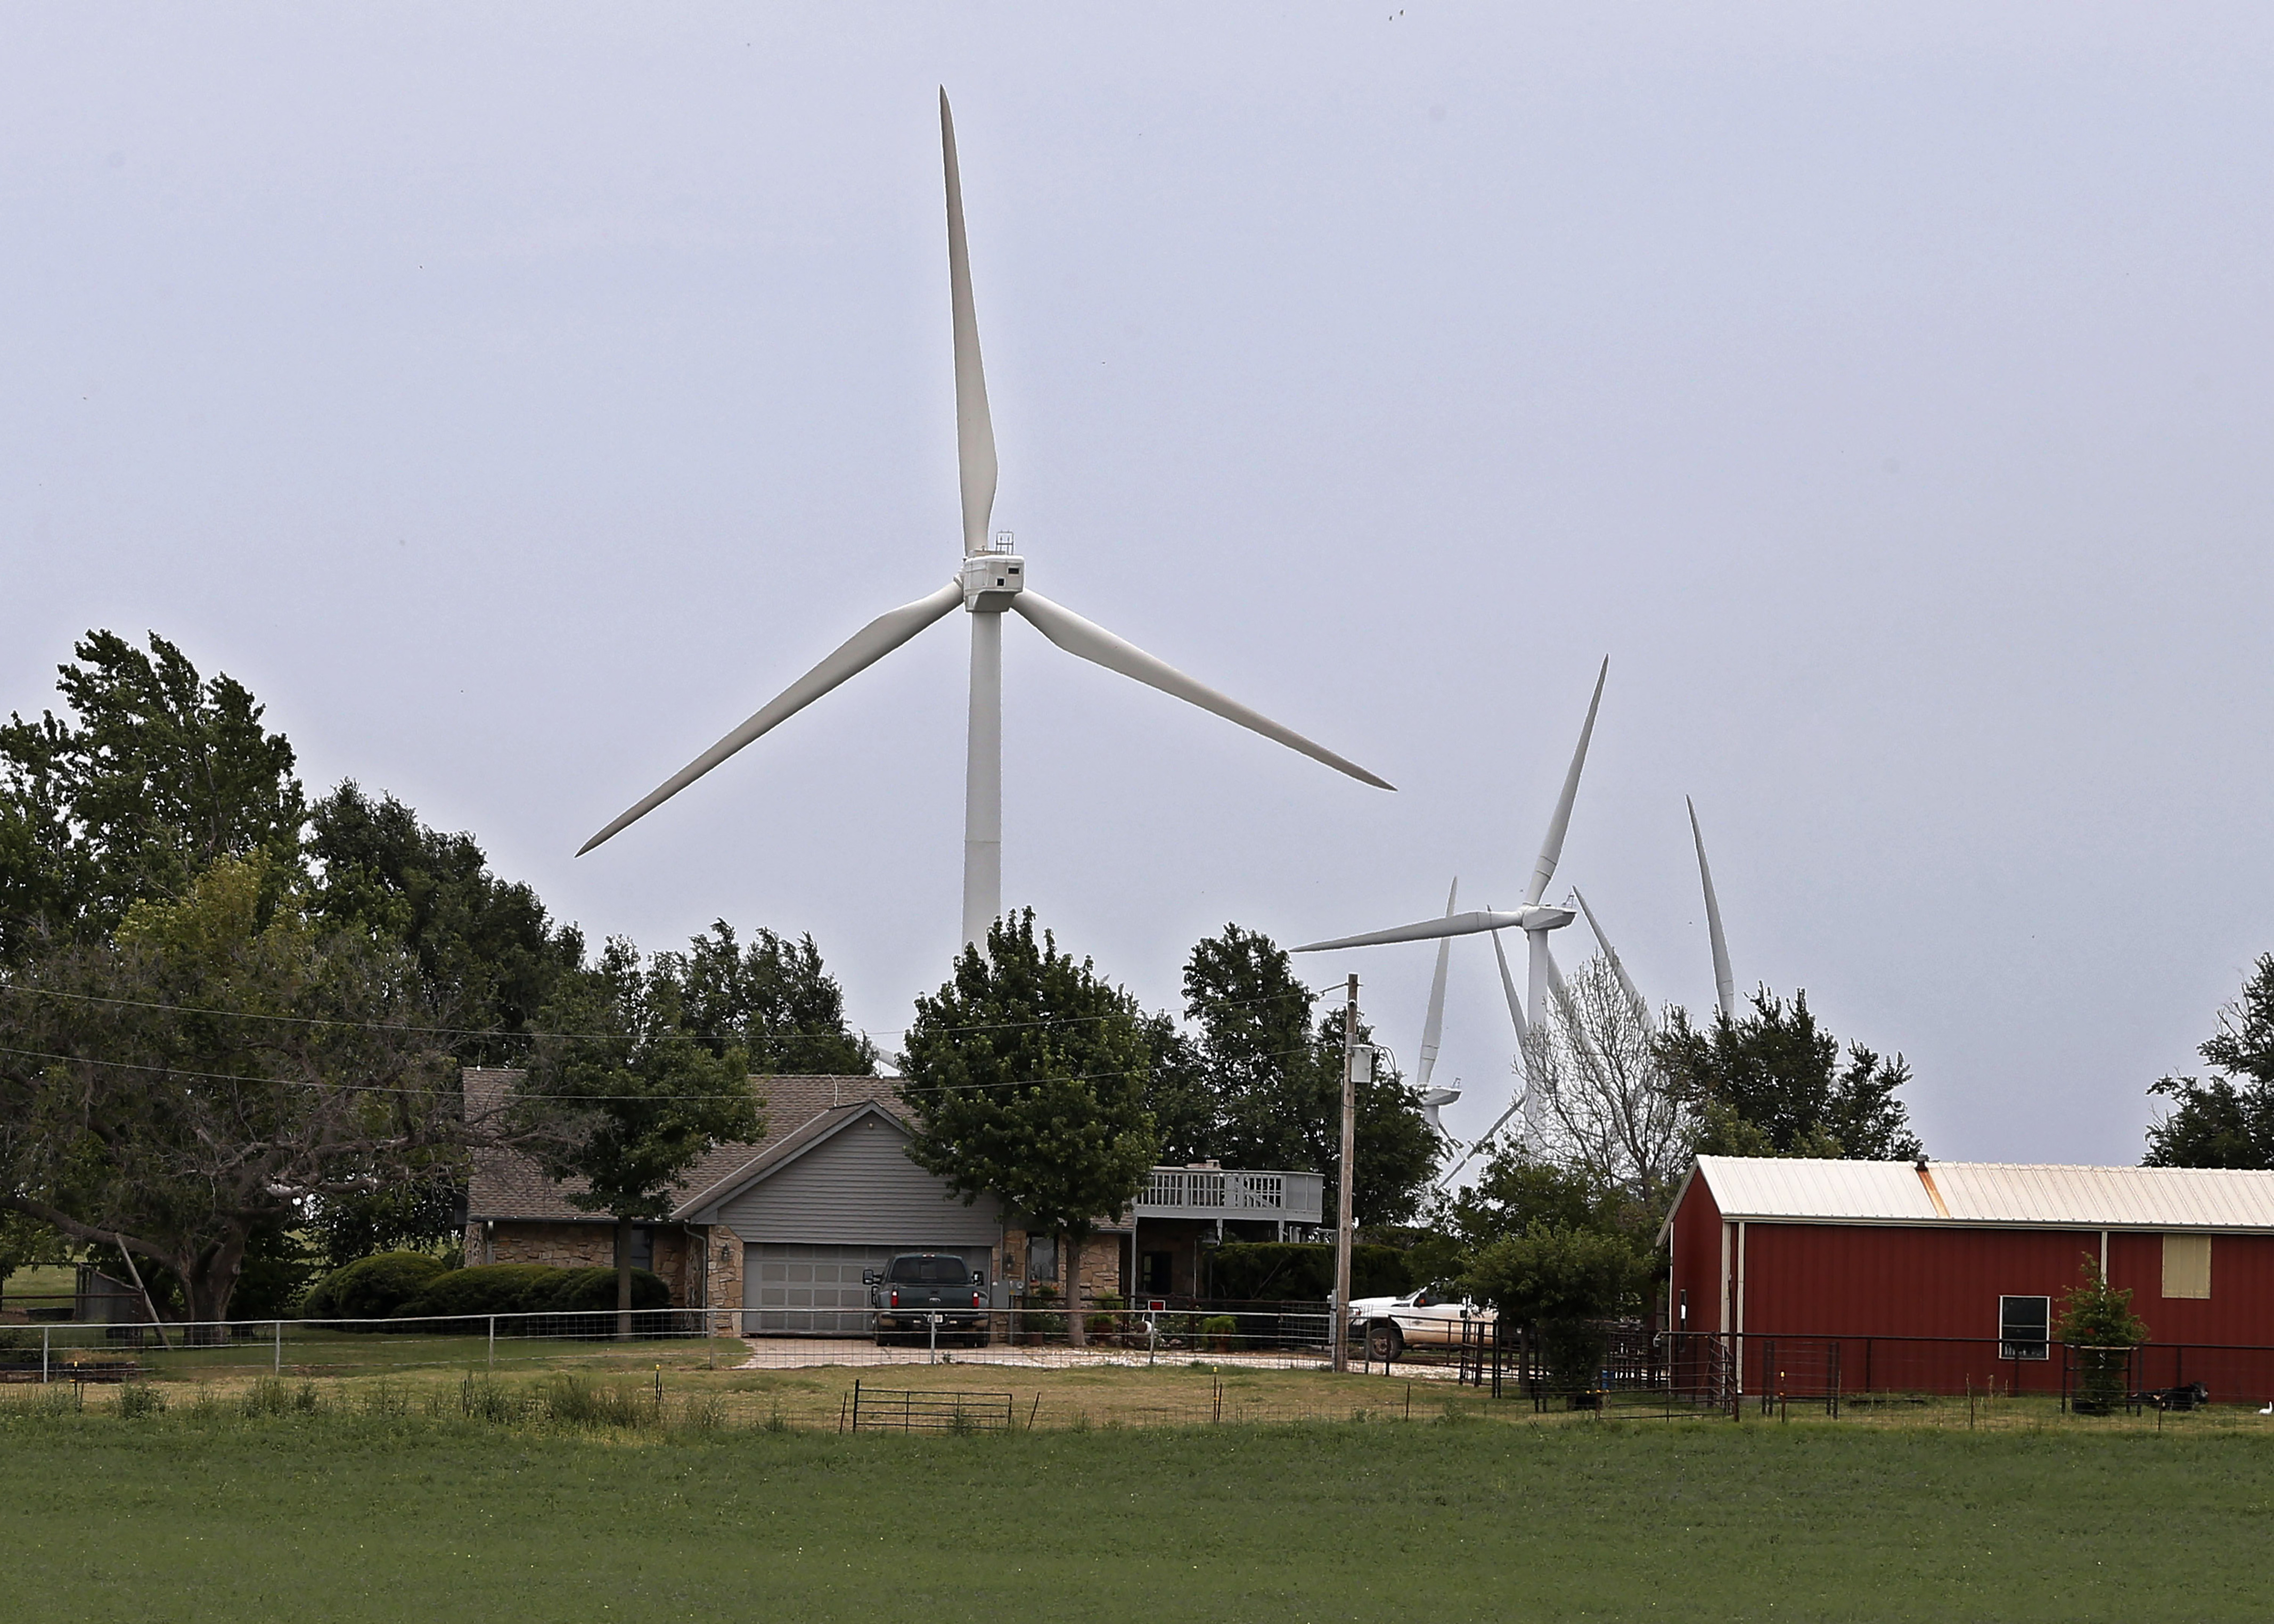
516, 937, 762, 1333
898, 912, 1157, 1348
1464, 1221, 1652, 1398
0, 856, 473, 1333
0, 631, 304, 955
661, 921, 877, 1075
2146, 954, 2274, 1169
2055, 1254, 2149, 1413
0, 1212, 70, 1296
307, 783, 583, 1063
1161, 924, 1438, 1225
1655, 989, 1921, 1161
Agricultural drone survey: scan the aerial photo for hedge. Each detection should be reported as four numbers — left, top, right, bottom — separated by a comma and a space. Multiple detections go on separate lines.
302, 1252, 449, 1325
1201, 1242, 1415, 1303
393, 1264, 671, 1328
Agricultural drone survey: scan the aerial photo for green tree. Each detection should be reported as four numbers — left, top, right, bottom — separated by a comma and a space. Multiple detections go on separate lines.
516, 938, 763, 1335
0, 856, 470, 1332
1655, 989, 1921, 1161
1464, 1221, 1651, 1399
898, 912, 1157, 1348
2054, 1255, 2148, 1413
2145, 954, 2274, 1169
1166, 924, 1438, 1225
0, 631, 304, 956
661, 921, 878, 1075
307, 783, 583, 1063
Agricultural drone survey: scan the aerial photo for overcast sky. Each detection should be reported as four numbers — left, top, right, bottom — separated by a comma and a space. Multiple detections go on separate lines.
5, 5, 2270, 1168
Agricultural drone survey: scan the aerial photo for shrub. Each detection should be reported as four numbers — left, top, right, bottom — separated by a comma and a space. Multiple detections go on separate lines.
117, 1383, 166, 1418
1200, 1314, 1238, 1351
394, 1264, 671, 1329
302, 1251, 448, 1326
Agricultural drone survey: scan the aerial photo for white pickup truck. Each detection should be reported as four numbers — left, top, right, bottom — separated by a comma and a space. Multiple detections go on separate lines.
1346, 1283, 1494, 1363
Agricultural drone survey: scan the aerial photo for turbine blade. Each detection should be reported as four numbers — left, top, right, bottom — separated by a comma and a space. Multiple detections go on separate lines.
1415, 877, 1458, 1090
578, 581, 964, 855
1688, 795, 1737, 1019
1011, 590, 1394, 790
1573, 886, 1653, 1032
1295, 909, 1533, 954
1526, 656, 1607, 905
1488, 922, 1528, 1046
940, 90, 997, 557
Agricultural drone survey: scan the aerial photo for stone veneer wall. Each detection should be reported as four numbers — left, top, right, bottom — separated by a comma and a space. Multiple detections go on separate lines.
705, 1225, 744, 1336
1002, 1227, 1125, 1303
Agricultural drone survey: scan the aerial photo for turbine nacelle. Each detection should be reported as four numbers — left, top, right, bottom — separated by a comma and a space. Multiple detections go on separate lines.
959, 551, 1026, 612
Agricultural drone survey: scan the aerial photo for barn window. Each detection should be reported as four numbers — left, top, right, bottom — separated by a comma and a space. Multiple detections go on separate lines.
1999, 1295, 2050, 1360
2162, 1234, 2212, 1299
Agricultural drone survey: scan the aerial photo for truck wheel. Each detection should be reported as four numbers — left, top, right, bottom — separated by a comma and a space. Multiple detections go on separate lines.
1368, 1322, 1403, 1363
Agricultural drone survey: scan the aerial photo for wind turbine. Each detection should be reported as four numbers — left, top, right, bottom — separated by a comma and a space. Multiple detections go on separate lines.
577, 93, 1392, 945
1295, 658, 1608, 1154
1686, 796, 1737, 1020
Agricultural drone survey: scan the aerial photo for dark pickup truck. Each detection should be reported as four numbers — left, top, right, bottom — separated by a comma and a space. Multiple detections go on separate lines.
864, 1253, 992, 1347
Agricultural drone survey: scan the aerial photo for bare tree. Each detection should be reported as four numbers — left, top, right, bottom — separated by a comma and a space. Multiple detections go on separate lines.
1520, 955, 1690, 1209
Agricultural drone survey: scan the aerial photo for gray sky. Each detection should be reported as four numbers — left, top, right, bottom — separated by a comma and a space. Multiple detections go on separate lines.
6, 4, 2271, 1167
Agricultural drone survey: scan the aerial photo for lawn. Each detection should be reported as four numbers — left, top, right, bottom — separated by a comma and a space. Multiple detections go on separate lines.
6, 1384, 2274, 1621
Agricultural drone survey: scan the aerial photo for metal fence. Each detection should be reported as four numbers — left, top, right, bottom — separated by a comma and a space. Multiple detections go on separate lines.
0, 1302, 1350, 1383
1662, 1331, 2274, 1414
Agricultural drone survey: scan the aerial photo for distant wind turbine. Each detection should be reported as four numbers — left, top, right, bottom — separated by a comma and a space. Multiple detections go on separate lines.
1297, 659, 1608, 1154
577, 93, 1393, 945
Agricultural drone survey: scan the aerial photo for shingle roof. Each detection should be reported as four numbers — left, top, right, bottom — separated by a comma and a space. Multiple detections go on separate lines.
464, 1069, 902, 1224
1681, 1155, 2274, 1235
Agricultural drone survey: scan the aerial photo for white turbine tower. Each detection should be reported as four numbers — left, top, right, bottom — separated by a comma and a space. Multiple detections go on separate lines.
578, 93, 1392, 944
1295, 659, 1608, 1156
1686, 796, 1737, 1019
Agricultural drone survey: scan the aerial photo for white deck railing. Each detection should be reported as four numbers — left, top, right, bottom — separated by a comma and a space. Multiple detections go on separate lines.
1135, 1168, 1324, 1225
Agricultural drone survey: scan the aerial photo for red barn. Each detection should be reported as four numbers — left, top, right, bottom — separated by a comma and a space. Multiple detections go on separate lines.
1659, 1155, 2274, 1402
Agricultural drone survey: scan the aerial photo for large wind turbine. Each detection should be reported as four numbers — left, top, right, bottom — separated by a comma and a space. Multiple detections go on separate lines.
577, 93, 1392, 944
1686, 796, 1737, 1019
1295, 658, 1608, 1149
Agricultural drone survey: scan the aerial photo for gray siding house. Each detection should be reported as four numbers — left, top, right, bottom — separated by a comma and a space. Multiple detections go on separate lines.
464, 1069, 1323, 1332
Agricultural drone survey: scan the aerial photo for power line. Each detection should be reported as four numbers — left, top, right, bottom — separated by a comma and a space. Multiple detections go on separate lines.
0, 977, 1345, 1045
0, 1039, 1335, 1103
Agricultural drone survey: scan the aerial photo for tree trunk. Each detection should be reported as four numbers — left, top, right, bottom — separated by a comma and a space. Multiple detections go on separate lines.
616, 1217, 633, 1342
1062, 1229, 1086, 1349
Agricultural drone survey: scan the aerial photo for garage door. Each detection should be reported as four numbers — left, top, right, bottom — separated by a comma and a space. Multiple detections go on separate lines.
741, 1243, 992, 1336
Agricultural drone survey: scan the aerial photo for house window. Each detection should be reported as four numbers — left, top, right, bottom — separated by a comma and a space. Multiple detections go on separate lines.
1026, 1235, 1057, 1284
2163, 1233, 2211, 1299
1139, 1251, 1174, 1297
1999, 1294, 2050, 1360
626, 1226, 655, 1273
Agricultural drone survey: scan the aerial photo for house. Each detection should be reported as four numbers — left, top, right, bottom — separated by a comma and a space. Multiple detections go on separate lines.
464, 1069, 1324, 1331
1660, 1154, 2274, 1398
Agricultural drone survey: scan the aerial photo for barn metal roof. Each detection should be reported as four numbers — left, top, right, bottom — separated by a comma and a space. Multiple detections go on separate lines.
1682, 1155, 2274, 1234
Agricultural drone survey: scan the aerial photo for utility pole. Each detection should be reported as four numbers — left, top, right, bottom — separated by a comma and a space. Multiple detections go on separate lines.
1332, 973, 1359, 1373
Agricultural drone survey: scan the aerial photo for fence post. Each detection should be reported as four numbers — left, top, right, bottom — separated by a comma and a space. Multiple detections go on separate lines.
488, 1316, 496, 1373
42, 1324, 50, 1384
274, 1319, 282, 1375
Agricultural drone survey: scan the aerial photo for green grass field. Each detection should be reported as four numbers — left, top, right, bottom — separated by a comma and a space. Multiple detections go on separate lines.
7, 1384, 2274, 1622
